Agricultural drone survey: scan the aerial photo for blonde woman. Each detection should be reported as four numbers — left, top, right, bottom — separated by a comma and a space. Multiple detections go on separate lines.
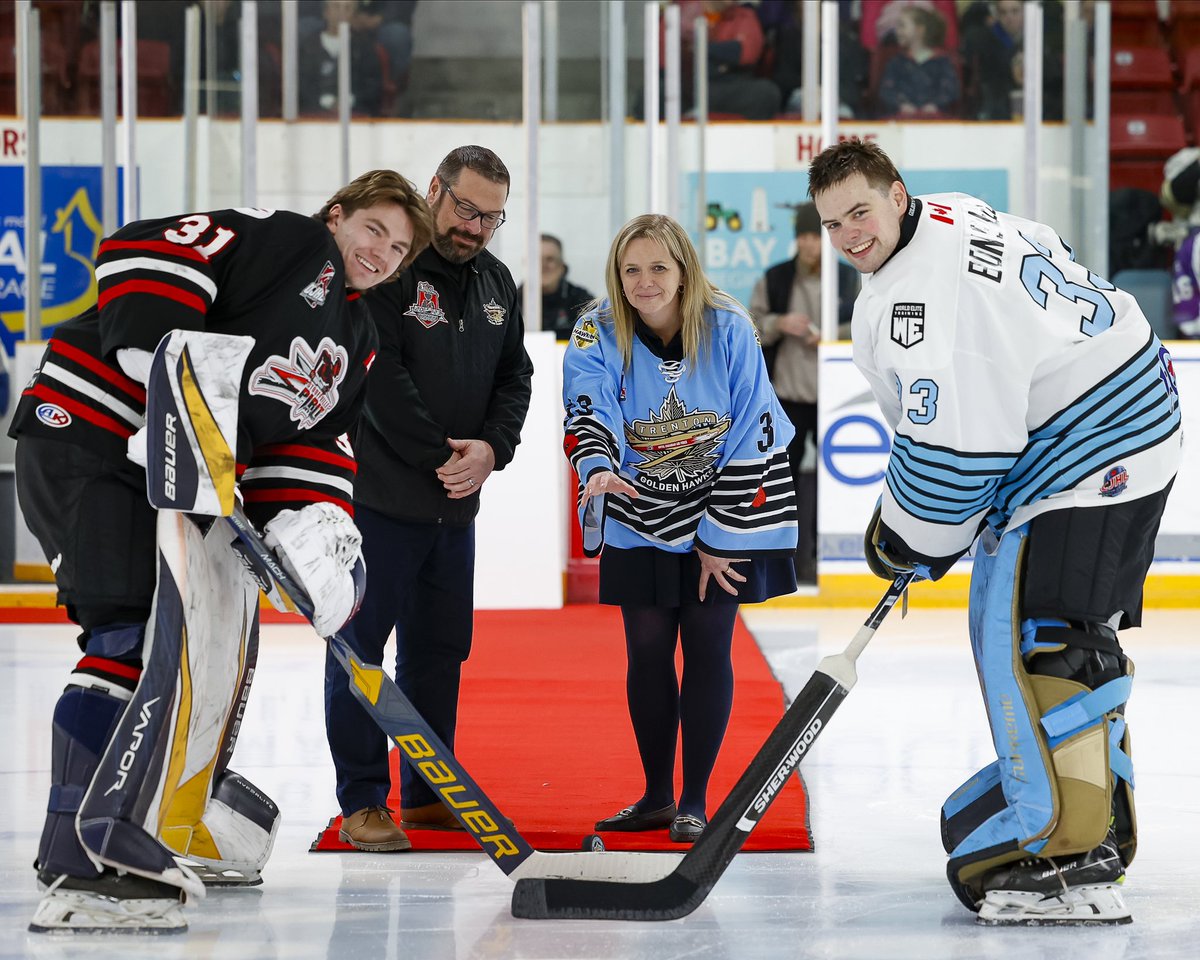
563, 214, 798, 843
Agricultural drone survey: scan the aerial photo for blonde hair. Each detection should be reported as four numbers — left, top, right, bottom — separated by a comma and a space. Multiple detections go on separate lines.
597, 214, 743, 369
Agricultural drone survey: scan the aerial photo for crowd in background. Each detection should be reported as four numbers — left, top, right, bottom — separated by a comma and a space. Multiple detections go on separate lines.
3, 0, 1068, 122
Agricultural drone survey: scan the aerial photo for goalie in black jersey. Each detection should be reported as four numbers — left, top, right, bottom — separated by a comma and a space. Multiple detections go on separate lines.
10, 171, 433, 934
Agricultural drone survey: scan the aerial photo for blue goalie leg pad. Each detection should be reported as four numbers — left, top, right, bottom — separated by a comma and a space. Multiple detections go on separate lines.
36, 684, 131, 879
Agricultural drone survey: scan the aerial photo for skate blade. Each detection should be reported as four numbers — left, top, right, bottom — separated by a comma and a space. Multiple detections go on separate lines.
28, 888, 187, 935
977, 884, 1132, 926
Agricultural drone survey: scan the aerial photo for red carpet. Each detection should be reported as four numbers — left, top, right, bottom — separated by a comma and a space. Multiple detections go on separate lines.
312, 606, 812, 853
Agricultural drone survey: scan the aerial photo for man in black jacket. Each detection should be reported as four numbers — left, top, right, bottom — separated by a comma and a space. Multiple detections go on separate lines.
518, 234, 595, 341
324, 145, 534, 850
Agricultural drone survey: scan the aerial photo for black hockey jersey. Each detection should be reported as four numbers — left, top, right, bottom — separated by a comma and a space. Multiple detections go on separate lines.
9, 208, 379, 522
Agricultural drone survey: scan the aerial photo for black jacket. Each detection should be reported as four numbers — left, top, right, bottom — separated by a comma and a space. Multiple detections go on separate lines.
518, 274, 595, 341
353, 245, 534, 525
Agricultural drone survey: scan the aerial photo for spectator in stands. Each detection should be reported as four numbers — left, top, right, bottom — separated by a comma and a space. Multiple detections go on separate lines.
352, 1, 418, 116
639, 1, 780, 121
1163, 148, 1200, 338
876, 6, 959, 118
299, 0, 385, 117
749, 203, 857, 583
770, 0, 871, 118
960, 0, 1064, 121
860, 0, 959, 52
518, 235, 596, 342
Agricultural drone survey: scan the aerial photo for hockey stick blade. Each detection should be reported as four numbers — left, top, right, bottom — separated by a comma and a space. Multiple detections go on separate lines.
224, 506, 682, 884
511, 571, 917, 920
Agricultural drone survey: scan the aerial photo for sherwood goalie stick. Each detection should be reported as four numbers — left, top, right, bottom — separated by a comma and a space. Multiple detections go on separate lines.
510, 570, 917, 921
224, 506, 683, 885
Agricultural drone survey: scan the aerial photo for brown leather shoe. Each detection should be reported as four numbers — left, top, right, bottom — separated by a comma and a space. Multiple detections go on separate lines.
399, 801, 465, 831
339, 806, 412, 851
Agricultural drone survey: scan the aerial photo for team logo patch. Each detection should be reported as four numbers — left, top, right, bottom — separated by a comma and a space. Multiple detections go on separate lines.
1099, 465, 1129, 498
35, 402, 71, 428
890, 303, 925, 348
404, 280, 448, 328
300, 260, 337, 308
248, 336, 349, 429
482, 298, 506, 325
572, 317, 599, 350
624, 386, 731, 494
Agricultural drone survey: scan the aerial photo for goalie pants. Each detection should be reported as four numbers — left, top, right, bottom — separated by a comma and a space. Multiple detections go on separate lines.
325, 504, 475, 814
16, 436, 157, 634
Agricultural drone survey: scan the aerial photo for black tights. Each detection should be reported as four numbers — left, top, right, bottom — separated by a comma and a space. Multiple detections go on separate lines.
620, 603, 739, 820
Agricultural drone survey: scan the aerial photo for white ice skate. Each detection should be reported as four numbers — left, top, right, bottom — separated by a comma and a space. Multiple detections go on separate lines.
977, 882, 1132, 926
28, 872, 187, 935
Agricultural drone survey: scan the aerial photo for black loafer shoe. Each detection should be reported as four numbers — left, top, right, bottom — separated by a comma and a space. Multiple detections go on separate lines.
668, 814, 706, 843
594, 802, 677, 832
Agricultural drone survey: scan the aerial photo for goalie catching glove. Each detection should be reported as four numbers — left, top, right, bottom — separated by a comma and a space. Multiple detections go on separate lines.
264, 503, 366, 636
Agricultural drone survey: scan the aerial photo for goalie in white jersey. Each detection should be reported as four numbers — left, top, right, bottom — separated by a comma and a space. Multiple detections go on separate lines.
810, 139, 1181, 926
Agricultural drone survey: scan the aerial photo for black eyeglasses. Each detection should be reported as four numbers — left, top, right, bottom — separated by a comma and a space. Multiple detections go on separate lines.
437, 176, 506, 230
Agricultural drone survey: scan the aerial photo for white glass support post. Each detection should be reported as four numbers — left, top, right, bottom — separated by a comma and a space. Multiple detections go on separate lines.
664, 2, 681, 221
543, 0, 558, 122
100, 0, 118, 232
523, 1, 543, 334
695, 16, 707, 262
183, 3, 200, 212
819, 0, 839, 342
1092, 1, 1111, 279
121, 0, 138, 223
1023, 0, 1043, 221
241, 0, 259, 206
338, 21, 351, 185
607, 0, 626, 236
20, 5, 41, 341
644, 1, 660, 213
281, 0, 299, 122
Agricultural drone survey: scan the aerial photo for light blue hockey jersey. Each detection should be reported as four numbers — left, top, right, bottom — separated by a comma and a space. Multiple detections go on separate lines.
563, 300, 798, 557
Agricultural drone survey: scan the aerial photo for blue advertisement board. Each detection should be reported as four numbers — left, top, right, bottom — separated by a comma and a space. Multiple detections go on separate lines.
0, 166, 123, 355
684, 169, 1009, 310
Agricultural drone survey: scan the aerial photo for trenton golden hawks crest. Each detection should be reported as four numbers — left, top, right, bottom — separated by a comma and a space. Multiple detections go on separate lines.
249, 336, 349, 429
625, 387, 731, 493
482, 298, 506, 325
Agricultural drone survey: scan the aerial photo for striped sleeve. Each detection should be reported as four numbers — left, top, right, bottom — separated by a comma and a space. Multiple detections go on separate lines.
94, 212, 250, 357
240, 436, 358, 526
694, 312, 798, 557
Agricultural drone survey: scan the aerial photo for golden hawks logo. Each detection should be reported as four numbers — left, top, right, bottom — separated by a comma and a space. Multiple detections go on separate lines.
625, 387, 731, 493
482, 298, 506, 325
572, 317, 599, 349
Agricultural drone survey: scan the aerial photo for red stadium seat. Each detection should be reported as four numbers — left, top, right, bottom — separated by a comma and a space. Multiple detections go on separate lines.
1110, 113, 1187, 158
1112, 18, 1165, 47
1181, 47, 1200, 91
1109, 160, 1169, 195
1112, 0, 1159, 17
76, 38, 174, 117
1111, 89, 1178, 114
1111, 45, 1174, 89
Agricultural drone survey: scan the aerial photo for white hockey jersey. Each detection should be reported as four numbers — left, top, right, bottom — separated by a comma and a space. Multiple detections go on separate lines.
563, 301, 798, 557
853, 193, 1182, 567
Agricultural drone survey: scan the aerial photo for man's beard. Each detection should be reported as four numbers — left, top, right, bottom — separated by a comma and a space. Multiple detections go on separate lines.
432, 228, 483, 264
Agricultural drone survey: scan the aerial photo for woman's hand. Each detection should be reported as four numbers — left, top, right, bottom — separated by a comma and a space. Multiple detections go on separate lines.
696, 548, 748, 601
580, 470, 639, 505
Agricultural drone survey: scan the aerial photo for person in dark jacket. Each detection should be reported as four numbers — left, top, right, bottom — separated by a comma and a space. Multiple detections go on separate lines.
518, 234, 595, 341
325, 145, 534, 851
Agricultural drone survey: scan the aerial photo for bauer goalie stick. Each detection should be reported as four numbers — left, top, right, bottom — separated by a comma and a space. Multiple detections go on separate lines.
510, 569, 918, 921
223, 505, 684, 884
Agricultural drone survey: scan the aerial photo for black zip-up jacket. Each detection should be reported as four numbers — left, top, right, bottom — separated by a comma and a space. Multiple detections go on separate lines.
353, 244, 534, 525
